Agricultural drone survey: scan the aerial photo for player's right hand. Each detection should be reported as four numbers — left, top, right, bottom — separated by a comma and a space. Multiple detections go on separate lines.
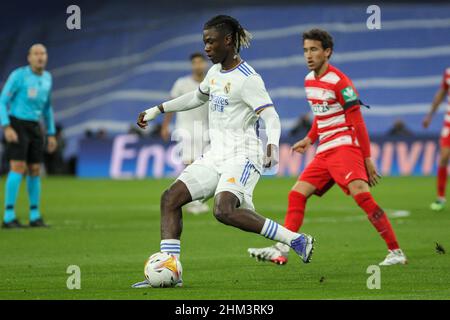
4, 126, 19, 143
136, 111, 148, 129
137, 106, 162, 129
291, 138, 311, 154
422, 114, 432, 129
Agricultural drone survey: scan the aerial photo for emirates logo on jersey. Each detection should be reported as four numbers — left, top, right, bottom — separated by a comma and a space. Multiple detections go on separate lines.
311, 101, 330, 113
224, 82, 231, 94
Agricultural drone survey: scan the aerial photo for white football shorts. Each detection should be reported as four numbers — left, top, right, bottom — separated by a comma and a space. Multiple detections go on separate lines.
177, 154, 260, 210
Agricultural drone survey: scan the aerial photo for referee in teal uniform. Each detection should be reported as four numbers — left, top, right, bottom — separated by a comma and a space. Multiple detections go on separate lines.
0, 44, 57, 228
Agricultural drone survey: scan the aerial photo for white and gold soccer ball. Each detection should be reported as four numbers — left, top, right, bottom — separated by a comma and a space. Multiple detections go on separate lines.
144, 252, 182, 288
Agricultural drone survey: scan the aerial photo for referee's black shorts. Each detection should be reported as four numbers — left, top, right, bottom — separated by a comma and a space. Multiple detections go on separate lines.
6, 116, 44, 164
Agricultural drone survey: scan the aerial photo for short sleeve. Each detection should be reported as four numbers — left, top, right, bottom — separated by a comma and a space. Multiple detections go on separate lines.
441, 70, 449, 91
241, 74, 274, 113
334, 76, 360, 110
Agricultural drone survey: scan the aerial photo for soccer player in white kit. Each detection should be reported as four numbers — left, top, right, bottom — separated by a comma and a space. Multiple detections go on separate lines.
160, 53, 210, 214
133, 15, 314, 287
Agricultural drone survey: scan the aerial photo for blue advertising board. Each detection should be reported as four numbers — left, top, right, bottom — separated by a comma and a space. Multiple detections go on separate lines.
77, 135, 443, 178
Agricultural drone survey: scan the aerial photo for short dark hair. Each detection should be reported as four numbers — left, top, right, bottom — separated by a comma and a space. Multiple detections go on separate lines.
302, 28, 334, 57
204, 15, 252, 53
190, 52, 206, 61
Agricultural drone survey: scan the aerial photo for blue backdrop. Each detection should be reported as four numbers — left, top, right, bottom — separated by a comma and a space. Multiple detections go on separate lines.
0, 1, 449, 157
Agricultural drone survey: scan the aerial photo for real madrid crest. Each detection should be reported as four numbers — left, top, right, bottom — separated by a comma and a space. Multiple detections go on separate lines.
224, 82, 231, 94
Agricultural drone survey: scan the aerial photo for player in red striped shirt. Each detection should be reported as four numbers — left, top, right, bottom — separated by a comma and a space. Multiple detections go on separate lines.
423, 68, 450, 211
248, 29, 407, 266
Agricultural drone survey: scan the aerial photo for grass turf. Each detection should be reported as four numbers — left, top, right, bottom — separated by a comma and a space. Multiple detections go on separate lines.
0, 176, 449, 300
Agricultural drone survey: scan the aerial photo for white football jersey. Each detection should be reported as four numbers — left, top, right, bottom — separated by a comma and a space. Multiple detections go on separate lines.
198, 60, 274, 170
170, 75, 209, 135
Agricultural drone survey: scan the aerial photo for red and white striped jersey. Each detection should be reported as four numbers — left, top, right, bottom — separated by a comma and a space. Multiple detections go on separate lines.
442, 67, 450, 127
304, 64, 361, 154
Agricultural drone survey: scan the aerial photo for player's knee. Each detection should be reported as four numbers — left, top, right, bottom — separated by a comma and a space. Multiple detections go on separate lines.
28, 164, 41, 176
348, 180, 368, 196
161, 188, 181, 211
213, 202, 233, 225
10, 161, 26, 174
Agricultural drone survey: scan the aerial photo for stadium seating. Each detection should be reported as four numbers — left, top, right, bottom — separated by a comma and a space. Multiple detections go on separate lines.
0, 3, 449, 157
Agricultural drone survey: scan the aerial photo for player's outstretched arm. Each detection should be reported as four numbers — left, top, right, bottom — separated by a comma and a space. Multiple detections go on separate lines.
259, 107, 281, 168
137, 89, 208, 129
423, 87, 446, 129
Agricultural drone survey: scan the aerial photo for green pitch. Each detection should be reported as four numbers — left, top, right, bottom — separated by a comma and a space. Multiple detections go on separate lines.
0, 176, 449, 300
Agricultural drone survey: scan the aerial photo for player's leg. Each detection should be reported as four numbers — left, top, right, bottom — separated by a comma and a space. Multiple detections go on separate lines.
213, 162, 315, 263
26, 163, 48, 227
132, 179, 192, 288
248, 181, 317, 264
348, 179, 407, 265
326, 146, 406, 265
214, 191, 314, 263
284, 181, 317, 232
431, 146, 450, 211
2, 160, 27, 228
248, 155, 333, 264
160, 157, 219, 259
132, 158, 219, 287
26, 123, 47, 227
2, 118, 27, 229
160, 180, 192, 241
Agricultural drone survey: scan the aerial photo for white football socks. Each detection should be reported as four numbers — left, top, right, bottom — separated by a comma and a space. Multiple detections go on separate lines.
160, 239, 180, 259
260, 218, 299, 247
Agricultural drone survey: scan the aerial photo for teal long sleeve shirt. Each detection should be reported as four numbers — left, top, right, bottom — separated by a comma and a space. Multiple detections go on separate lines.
0, 66, 56, 135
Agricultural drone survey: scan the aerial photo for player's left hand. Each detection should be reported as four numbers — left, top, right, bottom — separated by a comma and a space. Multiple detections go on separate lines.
47, 136, 58, 153
365, 158, 381, 187
264, 144, 279, 168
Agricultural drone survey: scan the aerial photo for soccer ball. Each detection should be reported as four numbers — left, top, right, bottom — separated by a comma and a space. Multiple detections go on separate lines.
144, 252, 182, 288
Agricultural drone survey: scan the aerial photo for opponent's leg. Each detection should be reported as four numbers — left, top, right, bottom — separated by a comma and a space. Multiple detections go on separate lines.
2, 161, 26, 228
284, 181, 316, 231
214, 191, 314, 263
349, 179, 407, 265
431, 147, 450, 211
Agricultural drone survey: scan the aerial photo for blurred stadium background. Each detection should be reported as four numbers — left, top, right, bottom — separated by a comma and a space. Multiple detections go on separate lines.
0, 0, 449, 178
1, 0, 450, 300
